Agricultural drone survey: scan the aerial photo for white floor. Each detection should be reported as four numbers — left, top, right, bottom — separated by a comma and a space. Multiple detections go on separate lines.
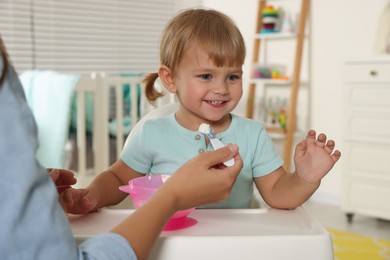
303, 200, 390, 241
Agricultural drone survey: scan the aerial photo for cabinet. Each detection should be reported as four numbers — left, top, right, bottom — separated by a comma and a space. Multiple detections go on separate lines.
342, 57, 390, 223
246, 0, 310, 172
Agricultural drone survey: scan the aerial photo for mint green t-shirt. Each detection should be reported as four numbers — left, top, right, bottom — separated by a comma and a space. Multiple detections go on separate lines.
121, 113, 283, 208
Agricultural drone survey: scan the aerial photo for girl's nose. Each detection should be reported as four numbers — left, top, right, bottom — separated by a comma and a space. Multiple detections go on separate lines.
212, 82, 230, 95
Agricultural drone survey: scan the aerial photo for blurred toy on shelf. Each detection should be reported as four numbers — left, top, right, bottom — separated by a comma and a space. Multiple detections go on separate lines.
252, 64, 289, 80
261, 5, 280, 34
260, 96, 288, 133
280, 12, 295, 33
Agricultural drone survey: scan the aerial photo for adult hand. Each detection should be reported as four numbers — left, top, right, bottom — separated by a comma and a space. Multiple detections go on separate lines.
158, 144, 242, 211
47, 168, 77, 194
111, 144, 242, 260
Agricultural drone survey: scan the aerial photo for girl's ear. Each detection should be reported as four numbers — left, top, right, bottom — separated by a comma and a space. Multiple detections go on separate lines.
158, 65, 177, 93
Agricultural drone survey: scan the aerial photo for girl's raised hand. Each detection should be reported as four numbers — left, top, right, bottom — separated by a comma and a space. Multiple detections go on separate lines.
294, 130, 341, 184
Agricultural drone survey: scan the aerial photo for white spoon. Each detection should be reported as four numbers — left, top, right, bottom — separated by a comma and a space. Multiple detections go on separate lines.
198, 123, 235, 167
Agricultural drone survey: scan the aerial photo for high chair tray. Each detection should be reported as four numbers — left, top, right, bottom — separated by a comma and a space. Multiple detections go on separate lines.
70, 206, 333, 260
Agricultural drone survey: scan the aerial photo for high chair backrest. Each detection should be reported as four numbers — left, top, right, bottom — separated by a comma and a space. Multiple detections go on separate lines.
124, 102, 179, 148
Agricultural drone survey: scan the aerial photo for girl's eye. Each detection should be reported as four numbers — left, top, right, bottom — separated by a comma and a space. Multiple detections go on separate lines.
227, 75, 240, 81
198, 74, 212, 80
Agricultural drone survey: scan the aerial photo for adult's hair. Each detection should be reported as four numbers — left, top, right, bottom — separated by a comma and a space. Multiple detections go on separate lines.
0, 36, 9, 87
144, 8, 246, 104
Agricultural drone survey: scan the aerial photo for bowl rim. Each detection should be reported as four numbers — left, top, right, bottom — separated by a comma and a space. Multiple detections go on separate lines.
128, 174, 171, 191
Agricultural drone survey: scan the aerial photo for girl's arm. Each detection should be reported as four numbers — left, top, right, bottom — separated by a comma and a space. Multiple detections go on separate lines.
255, 130, 341, 209
61, 160, 143, 214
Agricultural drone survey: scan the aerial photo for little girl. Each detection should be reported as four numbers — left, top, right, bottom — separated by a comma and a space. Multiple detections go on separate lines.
63, 8, 341, 213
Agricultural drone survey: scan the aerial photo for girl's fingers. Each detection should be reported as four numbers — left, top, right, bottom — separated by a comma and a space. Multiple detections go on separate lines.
315, 133, 327, 148
305, 129, 316, 144
324, 140, 335, 154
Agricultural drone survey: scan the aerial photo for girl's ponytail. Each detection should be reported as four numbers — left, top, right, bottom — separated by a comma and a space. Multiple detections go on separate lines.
143, 72, 165, 105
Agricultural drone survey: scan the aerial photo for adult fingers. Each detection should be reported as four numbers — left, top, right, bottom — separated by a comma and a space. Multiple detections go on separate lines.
47, 168, 60, 182
203, 144, 239, 168
222, 151, 243, 178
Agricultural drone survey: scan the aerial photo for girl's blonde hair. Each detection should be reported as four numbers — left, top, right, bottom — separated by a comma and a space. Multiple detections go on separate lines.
144, 8, 246, 104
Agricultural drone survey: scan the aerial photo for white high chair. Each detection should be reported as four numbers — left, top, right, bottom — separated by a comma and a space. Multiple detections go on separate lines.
73, 103, 332, 259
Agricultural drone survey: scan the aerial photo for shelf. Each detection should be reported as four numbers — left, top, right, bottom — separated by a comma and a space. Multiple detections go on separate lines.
267, 130, 303, 140
255, 32, 308, 40
249, 78, 309, 86
255, 32, 296, 40
266, 0, 302, 2
246, 0, 310, 172
250, 78, 292, 85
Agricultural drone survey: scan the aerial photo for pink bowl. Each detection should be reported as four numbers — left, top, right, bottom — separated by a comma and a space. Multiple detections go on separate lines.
119, 175, 196, 230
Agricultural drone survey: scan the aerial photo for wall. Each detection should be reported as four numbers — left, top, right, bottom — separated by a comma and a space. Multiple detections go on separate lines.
309, 0, 389, 204
201, 0, 390, 205
174, 0, 202, 10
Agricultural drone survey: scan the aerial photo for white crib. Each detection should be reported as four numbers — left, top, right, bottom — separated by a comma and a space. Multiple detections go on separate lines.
70, 73, 175, 187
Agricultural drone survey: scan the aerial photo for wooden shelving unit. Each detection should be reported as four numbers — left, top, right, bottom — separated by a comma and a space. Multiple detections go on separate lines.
246, 0, 310, 172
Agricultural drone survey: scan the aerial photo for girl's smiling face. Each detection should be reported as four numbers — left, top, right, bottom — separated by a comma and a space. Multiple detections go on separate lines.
161, 45, 243, 132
